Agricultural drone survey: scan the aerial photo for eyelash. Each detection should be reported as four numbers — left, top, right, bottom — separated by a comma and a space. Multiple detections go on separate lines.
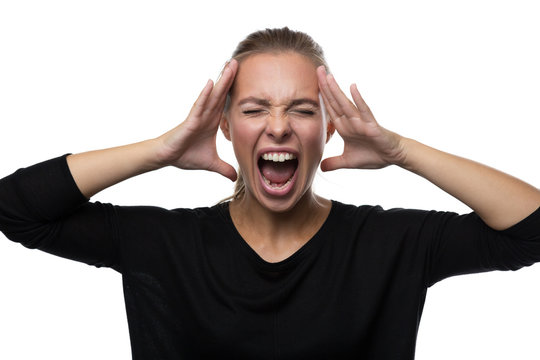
242, 110, 263, 115
295, 110, 315, 115
241, 109, 315, 116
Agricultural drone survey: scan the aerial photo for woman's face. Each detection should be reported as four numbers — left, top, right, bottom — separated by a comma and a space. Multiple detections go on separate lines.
221, 52, 333, 213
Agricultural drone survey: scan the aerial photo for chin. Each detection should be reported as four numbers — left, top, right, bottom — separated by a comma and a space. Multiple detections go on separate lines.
251, 179, 313, 215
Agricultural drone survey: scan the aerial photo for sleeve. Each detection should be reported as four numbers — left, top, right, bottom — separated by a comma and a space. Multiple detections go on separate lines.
422, 207, 540, 287
0, 155, 122, 271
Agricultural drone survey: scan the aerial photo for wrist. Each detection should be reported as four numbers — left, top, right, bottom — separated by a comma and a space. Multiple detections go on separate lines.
393, 136, 419, 171
382, 130, 410, 168
147, 136, 172, 170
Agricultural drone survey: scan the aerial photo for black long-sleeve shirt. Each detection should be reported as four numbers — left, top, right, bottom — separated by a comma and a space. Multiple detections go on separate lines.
1, 155, 540, 359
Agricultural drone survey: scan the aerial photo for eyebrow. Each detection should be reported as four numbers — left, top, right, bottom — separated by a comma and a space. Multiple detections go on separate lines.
237, 97, 271, 107
237, 96, 320, 109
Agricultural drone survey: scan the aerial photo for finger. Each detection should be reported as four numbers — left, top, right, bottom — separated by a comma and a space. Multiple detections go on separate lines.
217, 58, 238, 84
323, 77, 357, 124
217, 59, 238, 105
350, 84, 374, 117
319, 88, 340, 123
208, 60, 238, 111
189, 79, 214, 118
326, 74, 360, 119
215, 59, 238, 93
316, 66, 334, 105
215, 70, 236, 112
320, 87, 358, 137
320, 155, 349, 172
317, 67, 345, 119
204, 66, 234, 113
211, 159, 238, 182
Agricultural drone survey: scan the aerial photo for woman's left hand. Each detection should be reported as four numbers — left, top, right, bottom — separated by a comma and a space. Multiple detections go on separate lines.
317, 66, 540, 229
317, 66, 405, 171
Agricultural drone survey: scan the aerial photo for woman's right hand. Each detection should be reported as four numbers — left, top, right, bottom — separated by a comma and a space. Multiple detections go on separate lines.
66, 60, 238, 198
156, 59, 238, 181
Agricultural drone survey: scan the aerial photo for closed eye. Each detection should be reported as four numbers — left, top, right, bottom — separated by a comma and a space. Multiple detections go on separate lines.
242, 109, 263, 115
293, 109, 315, 115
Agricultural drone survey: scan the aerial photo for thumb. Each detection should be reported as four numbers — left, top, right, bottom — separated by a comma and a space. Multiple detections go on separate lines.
211, 159, 238, 182
320, 155, 348, 172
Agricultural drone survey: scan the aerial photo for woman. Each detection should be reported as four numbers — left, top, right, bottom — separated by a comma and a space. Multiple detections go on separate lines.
1, 27, 539, 359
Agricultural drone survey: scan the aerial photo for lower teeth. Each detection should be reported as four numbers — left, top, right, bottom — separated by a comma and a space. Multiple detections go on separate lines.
263, 176, 292, 190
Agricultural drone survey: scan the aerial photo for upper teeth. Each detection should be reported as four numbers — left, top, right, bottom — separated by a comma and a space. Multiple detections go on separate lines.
261, 152, 297, 162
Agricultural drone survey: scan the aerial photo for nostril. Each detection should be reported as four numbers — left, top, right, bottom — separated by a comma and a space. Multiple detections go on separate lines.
266, 122, 291, 140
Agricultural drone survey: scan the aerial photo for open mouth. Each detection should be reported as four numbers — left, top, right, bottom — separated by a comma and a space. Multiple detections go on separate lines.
257, 152, 299, 191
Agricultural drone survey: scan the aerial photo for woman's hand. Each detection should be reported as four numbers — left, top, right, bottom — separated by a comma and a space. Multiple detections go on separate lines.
317, 66, 405, 172
156, 59, 239, 181
317, 66, 540, 229
67, 60, 239, 198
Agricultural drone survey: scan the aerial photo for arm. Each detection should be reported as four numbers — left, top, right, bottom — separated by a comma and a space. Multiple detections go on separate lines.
317, 66, 540, 230
0, 60, 238, 266
68, 60, 238, 198
399, 139, 540, 230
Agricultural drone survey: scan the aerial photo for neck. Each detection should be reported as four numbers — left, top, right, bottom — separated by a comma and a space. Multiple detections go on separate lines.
229, 189, 331, 254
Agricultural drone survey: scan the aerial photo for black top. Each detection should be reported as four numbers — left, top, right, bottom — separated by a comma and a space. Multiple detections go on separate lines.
1, 155, 540, 359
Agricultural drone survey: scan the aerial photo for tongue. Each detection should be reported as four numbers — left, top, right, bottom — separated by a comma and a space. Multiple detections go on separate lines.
260, 161, 296, 185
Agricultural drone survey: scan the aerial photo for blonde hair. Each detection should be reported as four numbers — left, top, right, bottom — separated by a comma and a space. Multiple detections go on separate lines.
224, 27, 329, 201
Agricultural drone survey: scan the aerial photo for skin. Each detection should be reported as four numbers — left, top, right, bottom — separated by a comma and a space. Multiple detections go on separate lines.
316, 67, 540, 229
66, 52, 540, 263
221, 53, 333, 213
220, 53, 335, 262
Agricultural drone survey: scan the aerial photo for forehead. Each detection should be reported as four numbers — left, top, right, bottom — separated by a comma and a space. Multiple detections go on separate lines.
231, 52, 319, 104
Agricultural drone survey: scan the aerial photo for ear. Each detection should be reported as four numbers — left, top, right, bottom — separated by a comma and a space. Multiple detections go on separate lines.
325, 121, 335, 144
220, 113, 232, 141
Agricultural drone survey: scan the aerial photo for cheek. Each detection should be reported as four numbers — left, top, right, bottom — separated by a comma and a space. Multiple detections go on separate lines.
229, 120, 262, 162
291, 121, 327, 153
229, 117, 255, 143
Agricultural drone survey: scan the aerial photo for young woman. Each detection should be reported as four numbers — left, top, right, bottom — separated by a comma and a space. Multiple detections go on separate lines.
1, 27, 539, 359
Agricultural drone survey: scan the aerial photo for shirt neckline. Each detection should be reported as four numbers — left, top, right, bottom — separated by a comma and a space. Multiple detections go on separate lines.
217, 200, 338, 273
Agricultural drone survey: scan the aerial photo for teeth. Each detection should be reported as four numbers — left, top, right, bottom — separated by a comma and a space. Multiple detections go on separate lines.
262, 174, 294, 189
261, 152, 297, 162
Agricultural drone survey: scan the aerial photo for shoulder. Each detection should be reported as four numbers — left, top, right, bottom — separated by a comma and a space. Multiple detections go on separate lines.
329, 200, 462, 233
330, 200, 432, 221
112, 203, 233, 259
114, 202, 229, 227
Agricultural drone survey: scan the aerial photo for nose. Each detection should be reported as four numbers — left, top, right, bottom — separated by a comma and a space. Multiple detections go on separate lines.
265, 112, 291, 142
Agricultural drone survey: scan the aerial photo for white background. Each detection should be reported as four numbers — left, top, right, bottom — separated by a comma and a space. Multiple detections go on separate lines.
1, 0, 539, 358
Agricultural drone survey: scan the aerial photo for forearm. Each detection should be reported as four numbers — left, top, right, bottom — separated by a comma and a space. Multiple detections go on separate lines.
67, 138, 163, 198
399, 138, 540, 230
